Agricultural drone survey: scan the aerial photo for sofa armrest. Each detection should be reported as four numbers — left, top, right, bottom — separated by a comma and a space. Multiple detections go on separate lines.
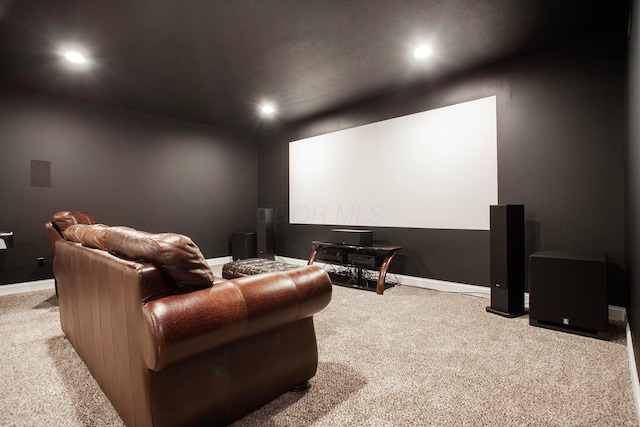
141, 265, 332, 371
45, 222, 62, 255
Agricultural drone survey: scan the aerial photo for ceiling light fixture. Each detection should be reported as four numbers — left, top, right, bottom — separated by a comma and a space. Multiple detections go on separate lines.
58, 45, 92, 70
413, 45, 432, 60
260, 102, 277, 116
64, 50, 87, 64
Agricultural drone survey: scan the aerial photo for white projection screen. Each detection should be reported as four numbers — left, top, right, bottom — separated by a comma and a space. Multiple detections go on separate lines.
289, 96, 498, 230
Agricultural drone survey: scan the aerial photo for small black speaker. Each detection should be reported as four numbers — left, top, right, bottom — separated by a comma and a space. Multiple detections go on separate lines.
486, 204, 527, 318
231, 231, 257, 260
257, 208, 275, 260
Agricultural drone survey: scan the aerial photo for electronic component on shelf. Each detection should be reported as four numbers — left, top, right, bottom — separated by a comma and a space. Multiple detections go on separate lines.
347, 253, 376, 268
316, 247, 344, 263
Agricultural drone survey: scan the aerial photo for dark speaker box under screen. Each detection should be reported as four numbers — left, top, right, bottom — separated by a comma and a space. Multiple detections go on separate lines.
529, 251, 608, 339
486, 204, 527, 318
257, 208, 275, 260
331, 229, 373, 246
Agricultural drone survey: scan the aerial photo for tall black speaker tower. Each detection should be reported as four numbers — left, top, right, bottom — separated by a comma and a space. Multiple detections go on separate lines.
486, 204, 527, 318
257, 208, 275, 260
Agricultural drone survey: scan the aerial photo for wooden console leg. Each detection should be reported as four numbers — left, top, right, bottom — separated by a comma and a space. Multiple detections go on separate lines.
307, 250, 318, 265
376, 252, 397, 295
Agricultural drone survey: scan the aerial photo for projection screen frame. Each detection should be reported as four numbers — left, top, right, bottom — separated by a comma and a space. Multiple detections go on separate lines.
289, 95, 498, 230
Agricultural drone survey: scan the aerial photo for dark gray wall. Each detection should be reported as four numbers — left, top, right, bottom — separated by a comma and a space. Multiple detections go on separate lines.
258, 30, 627, 305
627, 0, 640, 380
0, 88, 257, 285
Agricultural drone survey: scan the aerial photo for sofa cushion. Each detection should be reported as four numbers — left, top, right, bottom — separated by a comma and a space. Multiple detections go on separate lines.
52, 211, 98, 233
63, 224, 110, 250
105, 227, 214, 291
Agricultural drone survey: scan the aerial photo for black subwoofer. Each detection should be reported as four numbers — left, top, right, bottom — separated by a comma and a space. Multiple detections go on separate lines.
231, 230, 257, 260
529, 251, 608, 339
486, 204, 527, 318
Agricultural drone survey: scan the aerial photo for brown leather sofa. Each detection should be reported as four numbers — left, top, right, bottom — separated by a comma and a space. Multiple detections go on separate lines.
46, 212, 332, 427
45, 210, 98, 255
45, 211, 98, 295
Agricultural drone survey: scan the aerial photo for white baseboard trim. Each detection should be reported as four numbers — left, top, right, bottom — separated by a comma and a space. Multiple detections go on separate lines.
627, 324, 640, 427
277, 254, 492, 298
275, 255, 311, 266
0, 255, 629, 324
276, 255, 627, 322
206, 256, 233, 266
610, 305, 628, 324
0, 257, 233, 297
0, 278, 56, 297
393, 273, 491, 298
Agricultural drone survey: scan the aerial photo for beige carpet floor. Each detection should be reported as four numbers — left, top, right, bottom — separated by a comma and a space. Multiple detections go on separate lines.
0, 278, 636, 426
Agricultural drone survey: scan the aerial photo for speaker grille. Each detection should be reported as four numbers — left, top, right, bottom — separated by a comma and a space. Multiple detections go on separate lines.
488, 204, 525, 315
257, 208, 275, 260
31, 160, 51, 187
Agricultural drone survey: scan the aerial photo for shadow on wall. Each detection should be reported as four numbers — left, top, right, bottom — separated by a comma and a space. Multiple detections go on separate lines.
28, 253, 53, 282
0, 250, 54, 285
608, 263, 628, 307
386, 254, 430, 277
0, 252, 6, 278
524, 219, 542, 292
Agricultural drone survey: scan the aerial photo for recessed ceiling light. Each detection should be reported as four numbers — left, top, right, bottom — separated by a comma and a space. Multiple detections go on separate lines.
413, 45, 432, 60
260, 103, 277, 116
64, 50, 87, 64
58, 45, 92, 70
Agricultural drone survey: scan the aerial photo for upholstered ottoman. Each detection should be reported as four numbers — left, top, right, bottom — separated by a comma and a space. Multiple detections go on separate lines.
222, 258, 303, 279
